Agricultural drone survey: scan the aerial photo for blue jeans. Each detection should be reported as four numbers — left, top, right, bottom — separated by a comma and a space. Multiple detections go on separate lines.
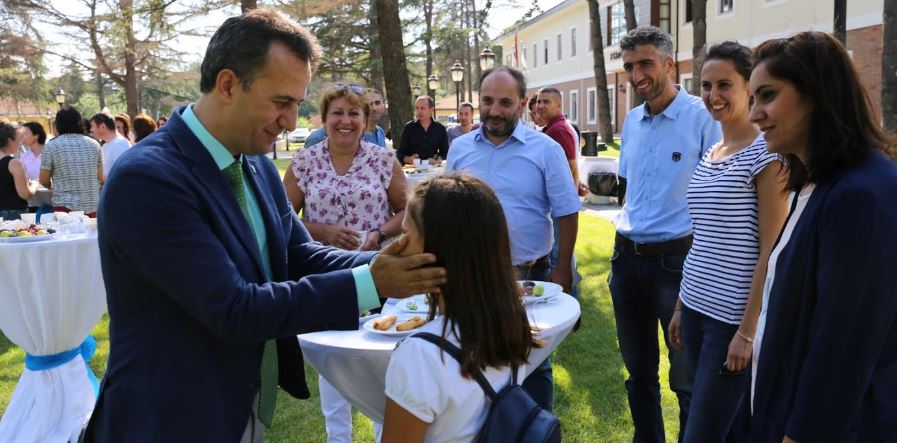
515, 257, 554, 412
609, 242, 692, 442
549, 215, 580, 298
679, 305, 749, 443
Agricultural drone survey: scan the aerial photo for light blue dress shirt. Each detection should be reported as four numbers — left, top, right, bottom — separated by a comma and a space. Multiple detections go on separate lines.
303, 126, 386, 149
614, 86, 722, 243
181, 105, 379, 311
446, 123, 581, 265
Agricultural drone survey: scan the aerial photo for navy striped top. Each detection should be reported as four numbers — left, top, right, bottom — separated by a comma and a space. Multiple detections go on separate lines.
679, 135, 780, 324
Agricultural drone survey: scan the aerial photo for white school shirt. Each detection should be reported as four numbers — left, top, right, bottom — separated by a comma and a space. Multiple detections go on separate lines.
385, 317, 526, 443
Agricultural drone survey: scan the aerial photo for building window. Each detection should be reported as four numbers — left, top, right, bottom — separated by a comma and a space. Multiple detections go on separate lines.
610, 3, 627, 46
719, 0, 733, 14
533, 43, 538, 67
571, 28, 577, 57
685, 0, 694, 24
659, 0, 672, 32
587, 87, 596, 124
522, 45, 528, 69
680, 73, 694, 93
506, 54, 512, 66
556, 34, 562, 61
544, 39, 549, 64
569, 90, 579, 123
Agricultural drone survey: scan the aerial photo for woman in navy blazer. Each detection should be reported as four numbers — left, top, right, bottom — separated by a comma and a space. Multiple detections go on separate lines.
748, 32, 897, 442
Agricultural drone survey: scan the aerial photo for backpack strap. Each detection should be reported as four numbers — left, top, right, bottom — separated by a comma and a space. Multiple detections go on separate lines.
411, 332, 499, 400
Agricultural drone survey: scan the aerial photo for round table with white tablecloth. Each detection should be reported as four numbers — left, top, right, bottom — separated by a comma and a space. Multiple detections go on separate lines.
298, 293, 580, 423
0, 233, 107, 443
403, 166, 445, 187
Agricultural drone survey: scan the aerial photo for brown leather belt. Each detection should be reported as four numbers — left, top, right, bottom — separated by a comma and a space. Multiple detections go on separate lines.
615, 233, 693, 256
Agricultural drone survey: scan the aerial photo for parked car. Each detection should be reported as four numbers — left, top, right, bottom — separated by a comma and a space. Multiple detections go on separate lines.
288, 127, 311, 143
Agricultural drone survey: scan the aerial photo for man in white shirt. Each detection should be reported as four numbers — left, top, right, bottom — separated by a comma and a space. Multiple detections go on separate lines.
89, 113, 132, 181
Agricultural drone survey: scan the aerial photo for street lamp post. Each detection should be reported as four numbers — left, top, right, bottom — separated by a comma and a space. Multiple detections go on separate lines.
55, 88, 66, 109
412, 84, 421, 98
427, 75, 439, 121
450, 61, 464, 118
479, 48, 495, 71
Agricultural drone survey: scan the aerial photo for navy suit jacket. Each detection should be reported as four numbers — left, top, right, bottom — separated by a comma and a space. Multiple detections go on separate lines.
84, 107, 374, 441
751, 151, 897, 442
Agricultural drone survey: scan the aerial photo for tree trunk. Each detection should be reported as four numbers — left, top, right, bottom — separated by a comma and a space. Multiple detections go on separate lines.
691, 0, 707, 96
833, 0, 847, 45
95, 68, 106, 110
121, 0, 139, 117
241, 0, 257, 13
375, 0, 413, 144
423, 0, 434, 98
368, 0, 385, 94
884, 0, 897, 137
589, 0, 614, 143
468, 0, 478, 102
624, 0, 637, 31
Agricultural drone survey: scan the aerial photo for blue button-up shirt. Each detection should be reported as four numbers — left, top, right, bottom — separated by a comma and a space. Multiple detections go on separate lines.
614, 86, 722, 243
446, 122, 581, 264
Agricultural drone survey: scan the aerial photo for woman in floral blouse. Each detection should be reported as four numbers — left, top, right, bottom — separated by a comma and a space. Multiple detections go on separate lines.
283, 83, 407, 251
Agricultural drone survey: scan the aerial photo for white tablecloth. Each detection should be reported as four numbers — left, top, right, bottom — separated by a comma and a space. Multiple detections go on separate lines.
298, 293, 581, 423
404, 167, 445, 187
0, 233, 107, 443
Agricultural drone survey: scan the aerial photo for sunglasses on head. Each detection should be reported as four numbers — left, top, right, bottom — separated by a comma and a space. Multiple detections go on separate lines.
334, 83, 366, 94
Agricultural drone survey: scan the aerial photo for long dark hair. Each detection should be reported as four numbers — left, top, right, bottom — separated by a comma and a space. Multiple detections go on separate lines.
408, 174, 539, 378
752, 31, 894, 191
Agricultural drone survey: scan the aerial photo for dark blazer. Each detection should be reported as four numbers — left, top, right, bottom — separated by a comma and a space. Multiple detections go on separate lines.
751, 151, 897, 442
84, 107, 374, 441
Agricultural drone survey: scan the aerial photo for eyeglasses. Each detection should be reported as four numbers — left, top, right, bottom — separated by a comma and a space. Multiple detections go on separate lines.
334, 83, 366, 94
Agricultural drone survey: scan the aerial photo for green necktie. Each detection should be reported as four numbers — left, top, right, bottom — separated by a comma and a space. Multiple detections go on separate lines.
223, 160, 279, 428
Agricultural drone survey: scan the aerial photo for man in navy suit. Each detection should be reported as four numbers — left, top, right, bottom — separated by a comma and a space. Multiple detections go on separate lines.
83, 9, 445, 442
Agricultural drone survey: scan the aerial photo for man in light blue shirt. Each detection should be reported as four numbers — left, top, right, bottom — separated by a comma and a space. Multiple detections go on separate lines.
609, 26, 721, 442
447, 66, 580, 413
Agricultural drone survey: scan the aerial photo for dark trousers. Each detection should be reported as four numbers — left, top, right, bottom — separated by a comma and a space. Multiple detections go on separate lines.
609, 241, 692, 442
515, 255, 554, 412
680, 305, 749, 443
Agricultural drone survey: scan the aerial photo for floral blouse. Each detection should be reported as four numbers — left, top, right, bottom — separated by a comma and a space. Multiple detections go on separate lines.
291, 139, 395, 232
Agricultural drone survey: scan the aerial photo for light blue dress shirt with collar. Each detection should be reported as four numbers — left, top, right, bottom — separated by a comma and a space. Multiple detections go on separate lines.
614, 86, 722, 243
181, 105, 380, 311
303, 126, 386, 149
446, 122, 581, 265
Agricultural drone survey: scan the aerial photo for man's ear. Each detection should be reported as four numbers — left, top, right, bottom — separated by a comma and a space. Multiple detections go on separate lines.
215, 69, 239, 104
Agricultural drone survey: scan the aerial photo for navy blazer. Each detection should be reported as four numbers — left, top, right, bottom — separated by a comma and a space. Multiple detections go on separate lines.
751, 151, 897, 442
84, 107, 375, 442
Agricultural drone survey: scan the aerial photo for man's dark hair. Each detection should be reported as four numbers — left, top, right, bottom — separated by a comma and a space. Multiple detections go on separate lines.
527, 95, 538, 110
416, 96, 435, 109
0, 122, 16, 147
54, 106, 85, 135
537, 87, 562, 102
620, 25, 674, 58
459, 102, 474, 112
90, 113, 116, 132
22, 121, 47, 144
200, 8, 322, 93
705, 41, 753, 82
753, 31, 894, 191
479, 66, 527, 99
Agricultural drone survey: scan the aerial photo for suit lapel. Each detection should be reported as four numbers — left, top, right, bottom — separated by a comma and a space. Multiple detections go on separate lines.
244, 156, 287, 279
167, 108, 266, 281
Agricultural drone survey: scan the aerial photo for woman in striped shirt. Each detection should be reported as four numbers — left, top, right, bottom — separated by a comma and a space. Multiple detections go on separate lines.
667, 41, 789, 442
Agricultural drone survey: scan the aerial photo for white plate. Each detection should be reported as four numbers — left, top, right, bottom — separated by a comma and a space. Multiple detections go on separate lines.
362, 314, 429, 337
397, 298, 431, 314
518, 280, 563, 303
0, 234, 56, 243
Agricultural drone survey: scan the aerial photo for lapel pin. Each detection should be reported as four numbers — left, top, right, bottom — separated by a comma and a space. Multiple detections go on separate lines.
250, 164, 257, 174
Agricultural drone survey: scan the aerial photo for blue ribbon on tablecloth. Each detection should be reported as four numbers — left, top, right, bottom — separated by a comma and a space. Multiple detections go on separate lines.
24, 335, 100, 397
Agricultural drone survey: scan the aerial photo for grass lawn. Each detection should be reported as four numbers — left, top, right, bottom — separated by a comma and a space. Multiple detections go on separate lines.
1, 158, 681, 441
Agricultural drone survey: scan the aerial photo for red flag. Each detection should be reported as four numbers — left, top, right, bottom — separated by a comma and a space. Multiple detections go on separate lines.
514, 32, 519, 67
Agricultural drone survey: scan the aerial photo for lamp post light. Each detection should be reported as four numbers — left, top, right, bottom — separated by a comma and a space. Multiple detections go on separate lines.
55, 88, 66, 109
479, 48, 495, 71
412, 84, 421, 98
427, 74, 439, 121
450, 60, 464, 118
